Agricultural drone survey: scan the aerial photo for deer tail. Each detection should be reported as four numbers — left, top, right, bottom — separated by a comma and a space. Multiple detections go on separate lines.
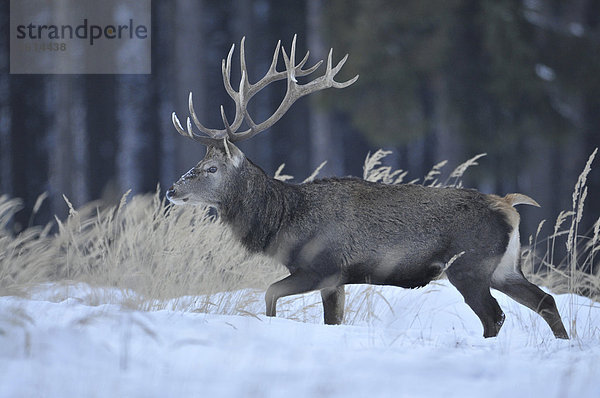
504, 193, 540, 208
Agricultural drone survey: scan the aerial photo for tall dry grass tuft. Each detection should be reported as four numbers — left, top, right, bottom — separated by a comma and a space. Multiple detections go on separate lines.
0, 187, 285, 313
0, 195, 55, 296
52, 186, 286, 310
363, 150, 487, 188
520, 149, 599, 338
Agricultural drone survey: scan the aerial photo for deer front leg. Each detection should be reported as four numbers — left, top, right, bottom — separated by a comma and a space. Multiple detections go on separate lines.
321, 285, 345, 325
265, 270, 320, 318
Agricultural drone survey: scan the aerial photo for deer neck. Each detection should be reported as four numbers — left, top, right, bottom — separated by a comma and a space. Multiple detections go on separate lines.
219, 161, 299, 253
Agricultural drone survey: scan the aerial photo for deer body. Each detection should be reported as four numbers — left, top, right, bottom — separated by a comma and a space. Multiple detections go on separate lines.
167, 36, 568, 339
229, 165, 508, 288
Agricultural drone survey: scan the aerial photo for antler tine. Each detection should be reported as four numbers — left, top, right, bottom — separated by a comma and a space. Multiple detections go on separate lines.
172, 112, 187, 137
220, 105, 232, 134
215, 41, 246, 134
269, 40, 281, 73
222, 43, 236, 98
238, 71, 246, 107
330, 50, 344, 74
289, 33, 323, 77
186, 117, 194, 139
188, 92, 227, 138
295, 51, 322, 77
171, 111, 217, 146
218, 38, 248, 135
280, 46, 295, 85
289, 35, 297, 82
296, 50, 309, 69
240, 37, 249, 87
188, 92, 202, 132
334, 71, 360, 88
327, 49, 359, 88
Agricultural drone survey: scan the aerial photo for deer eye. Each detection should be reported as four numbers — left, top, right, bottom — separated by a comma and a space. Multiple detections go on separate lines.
207, 166, 218, 173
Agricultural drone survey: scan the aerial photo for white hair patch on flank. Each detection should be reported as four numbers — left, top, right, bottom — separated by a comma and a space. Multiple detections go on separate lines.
491, 228, 521, 284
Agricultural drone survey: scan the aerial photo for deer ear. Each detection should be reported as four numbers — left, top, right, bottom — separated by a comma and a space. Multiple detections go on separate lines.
225, 140, 245, 168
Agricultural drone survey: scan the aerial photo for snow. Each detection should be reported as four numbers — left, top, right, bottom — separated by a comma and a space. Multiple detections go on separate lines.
1, 281, 599, 398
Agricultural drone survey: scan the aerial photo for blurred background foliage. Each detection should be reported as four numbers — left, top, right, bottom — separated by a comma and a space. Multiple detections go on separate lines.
1, 0, 599, 240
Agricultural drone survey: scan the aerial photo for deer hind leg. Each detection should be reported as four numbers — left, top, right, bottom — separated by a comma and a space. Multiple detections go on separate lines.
446, 257, 505, 338
489, 228, 569, 339
449, 276, 506, 337
491, 270, 569, 339
320, 286, 345, 325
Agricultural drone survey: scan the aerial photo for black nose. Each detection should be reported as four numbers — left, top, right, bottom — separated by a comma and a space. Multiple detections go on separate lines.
166, 186, 175, 199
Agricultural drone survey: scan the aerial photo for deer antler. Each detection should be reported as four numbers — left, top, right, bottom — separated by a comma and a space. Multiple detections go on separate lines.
172, 35, 358, 145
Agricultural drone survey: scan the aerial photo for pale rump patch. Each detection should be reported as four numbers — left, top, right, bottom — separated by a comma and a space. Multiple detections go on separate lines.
491, 228, 521, 284
487, 194, 521, 229
487, 192, 540, 284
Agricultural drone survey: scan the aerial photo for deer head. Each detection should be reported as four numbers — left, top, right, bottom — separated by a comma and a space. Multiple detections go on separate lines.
166, 35, 358, 207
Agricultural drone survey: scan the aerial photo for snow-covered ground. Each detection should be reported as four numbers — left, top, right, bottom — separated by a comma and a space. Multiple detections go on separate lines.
1, 280, 599, 398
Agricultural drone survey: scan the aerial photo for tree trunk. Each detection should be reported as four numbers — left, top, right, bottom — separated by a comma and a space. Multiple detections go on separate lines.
431, 75, 462, 177
307, 0, 343, 177
48, 76, 88, 217
233, 0, 275, 173
84, 3, 117, 202
114, 4, 152, 196
153, 0, 176, 191
173, 0, 205, 176
86, 76, 117, 201
116, 76, 147, 195
0, 1, 10, 196
10, 76, 48, 229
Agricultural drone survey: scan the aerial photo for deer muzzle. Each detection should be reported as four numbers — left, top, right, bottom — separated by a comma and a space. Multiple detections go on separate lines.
166, 186, 190, 204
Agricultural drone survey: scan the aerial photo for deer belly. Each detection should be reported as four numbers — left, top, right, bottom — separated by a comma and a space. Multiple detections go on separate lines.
344, 261, 444, 288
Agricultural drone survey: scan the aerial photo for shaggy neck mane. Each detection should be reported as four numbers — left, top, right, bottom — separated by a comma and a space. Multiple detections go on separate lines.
219, 159, 301, 253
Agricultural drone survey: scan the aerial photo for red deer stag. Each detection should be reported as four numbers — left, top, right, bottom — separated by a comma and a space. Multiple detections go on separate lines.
167, 36, 568, 339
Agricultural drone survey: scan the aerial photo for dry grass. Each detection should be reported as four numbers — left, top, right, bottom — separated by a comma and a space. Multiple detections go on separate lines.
0, 187, 285, 313
522, 150, 600, 301
0, 196, 55, 296
0, 150, 598, 328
